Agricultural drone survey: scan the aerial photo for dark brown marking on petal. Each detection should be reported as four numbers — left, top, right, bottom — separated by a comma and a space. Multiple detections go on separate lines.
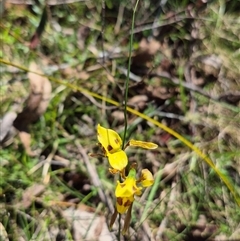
124, 199, 132, 207
98, 143, 107, 155
117, 197, 123, 206
115, 139, 120, 144
107, 145, 113, 151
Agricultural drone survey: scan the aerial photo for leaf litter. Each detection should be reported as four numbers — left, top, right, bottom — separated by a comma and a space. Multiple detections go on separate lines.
13, 62, 52, 156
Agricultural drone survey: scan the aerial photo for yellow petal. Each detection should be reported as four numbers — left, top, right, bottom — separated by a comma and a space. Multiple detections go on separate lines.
116, 197, 134, 214
129, 139, 158, 149
108, 150, 128, 171
97, 124, 122, 154
140, 169, 154, 187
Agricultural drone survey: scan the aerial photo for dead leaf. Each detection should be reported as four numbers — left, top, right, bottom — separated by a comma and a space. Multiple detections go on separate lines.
13, 62, 52, 155
147, 83, 175, 100
230, 224, 240, 239
78, 71, 90, 81
111, 110, 125, 122
78, 203, 96, 213
128, 94, 148, 109
18, 131, 36, 156
63, 208, 115, 241
0, 222, 9, 241
77, 25, 90, 50
189, 66, 205, 86
139, 38, 161, 55
0, 111, 17, 143
21, 184, 45, 209
161, 162, 178, 183
131, 38, 160, 75
94, 216, 105, 237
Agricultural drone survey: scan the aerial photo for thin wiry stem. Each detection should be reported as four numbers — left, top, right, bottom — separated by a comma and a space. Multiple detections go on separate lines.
122, 0, 140, 149
120, 1, 140, 239
101, 0, 105, 65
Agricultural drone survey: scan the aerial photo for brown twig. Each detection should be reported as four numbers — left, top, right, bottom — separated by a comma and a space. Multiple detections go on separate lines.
75, 140, 114, 213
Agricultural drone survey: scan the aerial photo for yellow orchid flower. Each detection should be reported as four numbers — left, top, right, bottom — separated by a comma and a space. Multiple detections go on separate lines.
95, 124, 157, 234
115, 168, 142, 214
110, 168, 140, 234
97, 124, 128, 172
96, 124, 158, 173
110, 167, 154, 234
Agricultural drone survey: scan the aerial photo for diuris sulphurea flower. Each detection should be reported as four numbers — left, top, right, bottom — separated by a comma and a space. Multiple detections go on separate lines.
97, 124, 128, 173
95, 124, 158, 173
115, 168, 142, 214
110, 166, 154, 234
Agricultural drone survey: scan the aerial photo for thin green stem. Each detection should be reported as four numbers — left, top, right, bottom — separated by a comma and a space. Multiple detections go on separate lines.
122, 0, 140, 149
101, 0, 105, 65
120, 1, 140, 239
